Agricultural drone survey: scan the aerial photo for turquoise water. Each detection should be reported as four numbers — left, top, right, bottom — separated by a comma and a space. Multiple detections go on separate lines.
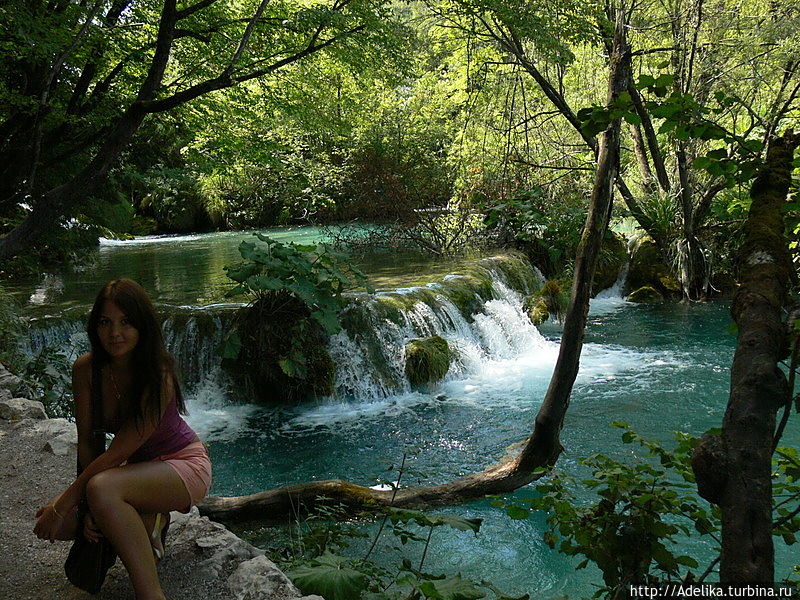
7, 227, 474, 316
193, 300, 798, 597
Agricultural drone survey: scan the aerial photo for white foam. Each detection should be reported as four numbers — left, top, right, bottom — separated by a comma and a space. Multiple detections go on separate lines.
99, 233, 209, 246
283, 340, 676, 431
184, 369, 259, 442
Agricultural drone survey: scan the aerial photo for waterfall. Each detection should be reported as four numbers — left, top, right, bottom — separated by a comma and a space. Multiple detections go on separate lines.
590, 263, 630, 315
329, 255, 548, 400
24, 308, 238, 393
24, 254, 548, 403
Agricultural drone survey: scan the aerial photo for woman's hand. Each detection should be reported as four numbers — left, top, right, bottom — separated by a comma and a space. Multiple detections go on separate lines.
83, 513, 103, 542
33, 504, 65, 542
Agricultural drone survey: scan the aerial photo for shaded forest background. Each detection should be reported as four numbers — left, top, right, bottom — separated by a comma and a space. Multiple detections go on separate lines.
2, 0, 798, 299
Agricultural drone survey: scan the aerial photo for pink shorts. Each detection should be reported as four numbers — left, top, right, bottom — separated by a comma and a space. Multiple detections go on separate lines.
157, 441, 212, 512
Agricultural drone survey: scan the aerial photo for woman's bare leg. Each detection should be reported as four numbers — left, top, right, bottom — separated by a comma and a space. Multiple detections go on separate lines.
86, 462, 189, 600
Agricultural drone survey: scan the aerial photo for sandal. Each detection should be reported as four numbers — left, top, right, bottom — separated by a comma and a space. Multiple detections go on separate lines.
150, 512, 170, 561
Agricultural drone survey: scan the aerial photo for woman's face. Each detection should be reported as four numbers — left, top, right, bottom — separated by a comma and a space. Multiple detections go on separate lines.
97, 300, 140, 360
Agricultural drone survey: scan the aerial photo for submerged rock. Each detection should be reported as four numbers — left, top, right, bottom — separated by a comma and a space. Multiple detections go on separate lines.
626, 286, 664, 303
405, 336, 451, 386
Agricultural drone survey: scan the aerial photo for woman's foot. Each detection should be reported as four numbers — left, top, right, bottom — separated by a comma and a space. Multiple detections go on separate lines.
149, 512, 170, 561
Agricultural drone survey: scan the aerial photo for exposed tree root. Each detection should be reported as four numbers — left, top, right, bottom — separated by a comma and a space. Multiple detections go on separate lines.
199, 448, 536, 526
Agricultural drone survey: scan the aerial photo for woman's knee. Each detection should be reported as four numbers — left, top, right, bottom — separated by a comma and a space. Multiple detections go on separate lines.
86, 469, 120, 509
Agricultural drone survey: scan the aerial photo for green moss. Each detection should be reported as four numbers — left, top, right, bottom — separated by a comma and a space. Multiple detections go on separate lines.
525, 279, 570, 323
479, 253, 541, 294
524, 297, 550, 325
437, 275, 493, 320
626, 286, 664, 303
230, 291, 336, 403
404, 336, 451, 387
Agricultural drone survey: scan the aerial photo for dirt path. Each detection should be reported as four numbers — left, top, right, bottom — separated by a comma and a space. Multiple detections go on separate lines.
0, 416, 315, 600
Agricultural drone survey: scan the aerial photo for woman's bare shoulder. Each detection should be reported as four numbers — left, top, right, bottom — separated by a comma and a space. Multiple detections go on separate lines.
72, 352, 93, 378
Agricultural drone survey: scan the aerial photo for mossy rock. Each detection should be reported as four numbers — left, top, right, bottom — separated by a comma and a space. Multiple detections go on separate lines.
405, 336, 451, 387
524, 297, 550, 325
625, 238, 678, 298
230, 291, 335, 402
592, 231, 629, 295
626, 286, 664, 303
524, 280, 569, 325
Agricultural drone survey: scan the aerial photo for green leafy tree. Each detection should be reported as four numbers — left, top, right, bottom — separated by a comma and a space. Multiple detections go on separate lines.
0, 0, 403, 260
220, 233, 372, 401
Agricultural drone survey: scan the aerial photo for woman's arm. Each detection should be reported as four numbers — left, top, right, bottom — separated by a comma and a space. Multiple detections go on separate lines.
73, 353, 94, 472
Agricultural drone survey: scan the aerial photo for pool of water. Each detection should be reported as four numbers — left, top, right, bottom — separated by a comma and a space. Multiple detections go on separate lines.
6, 227, 480, 316
185, 300, 798, 597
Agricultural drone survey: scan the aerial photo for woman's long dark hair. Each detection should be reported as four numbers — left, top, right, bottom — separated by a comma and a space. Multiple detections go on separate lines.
87, 279, 185, 423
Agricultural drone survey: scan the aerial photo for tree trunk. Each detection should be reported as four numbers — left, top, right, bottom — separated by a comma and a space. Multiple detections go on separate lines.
515, 8, 629, 471
692, 130, 798, 584
198, 6, 632, 526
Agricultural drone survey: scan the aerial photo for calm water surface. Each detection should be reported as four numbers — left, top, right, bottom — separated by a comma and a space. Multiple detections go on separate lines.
7, 227, 477, 316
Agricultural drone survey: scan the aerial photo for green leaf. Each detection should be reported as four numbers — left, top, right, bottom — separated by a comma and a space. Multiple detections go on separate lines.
279, 356, 307, 378
288, 552, 368, 600
417, 575, 486, 600
224, 262, 261, 284
505, 505, 530, 520
247, 275, 285, 291
676, 555, 699, 568
218, 332, 242, 360
623, 111, 642, 125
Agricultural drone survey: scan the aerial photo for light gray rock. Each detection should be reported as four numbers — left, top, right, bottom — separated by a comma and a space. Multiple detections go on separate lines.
0, 397, 47, 421
171, 508, 264, 578
169, 509, 317, 599
32, 417, 74, 438
227, 555, 304, 600
0, 365, 22, 398
44, 427, 79, 456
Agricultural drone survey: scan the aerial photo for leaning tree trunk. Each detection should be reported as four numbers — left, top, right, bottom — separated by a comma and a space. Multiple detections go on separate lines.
514, 12, 629, 471
199, 8, 632, 526
692, 130, 799, 584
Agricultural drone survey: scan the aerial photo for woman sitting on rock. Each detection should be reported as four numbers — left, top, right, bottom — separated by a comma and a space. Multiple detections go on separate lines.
34, 278, 212, 600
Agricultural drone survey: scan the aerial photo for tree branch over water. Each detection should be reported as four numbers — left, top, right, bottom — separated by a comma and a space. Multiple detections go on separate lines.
198, 4, 633, 527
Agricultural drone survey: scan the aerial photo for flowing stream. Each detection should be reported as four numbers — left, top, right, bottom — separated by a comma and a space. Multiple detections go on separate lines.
10, 228, 800, 597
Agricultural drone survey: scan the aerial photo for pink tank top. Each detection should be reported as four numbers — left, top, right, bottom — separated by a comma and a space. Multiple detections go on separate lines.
127, 400, 198, 463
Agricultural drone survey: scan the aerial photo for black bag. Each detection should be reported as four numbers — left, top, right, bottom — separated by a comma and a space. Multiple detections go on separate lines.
64, 360, 117, 593
64, 532, 118, 594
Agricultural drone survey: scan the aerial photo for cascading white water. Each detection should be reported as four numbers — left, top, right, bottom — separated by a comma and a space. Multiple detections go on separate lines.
24, 255, 557, 410
590, 262, 630, 314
